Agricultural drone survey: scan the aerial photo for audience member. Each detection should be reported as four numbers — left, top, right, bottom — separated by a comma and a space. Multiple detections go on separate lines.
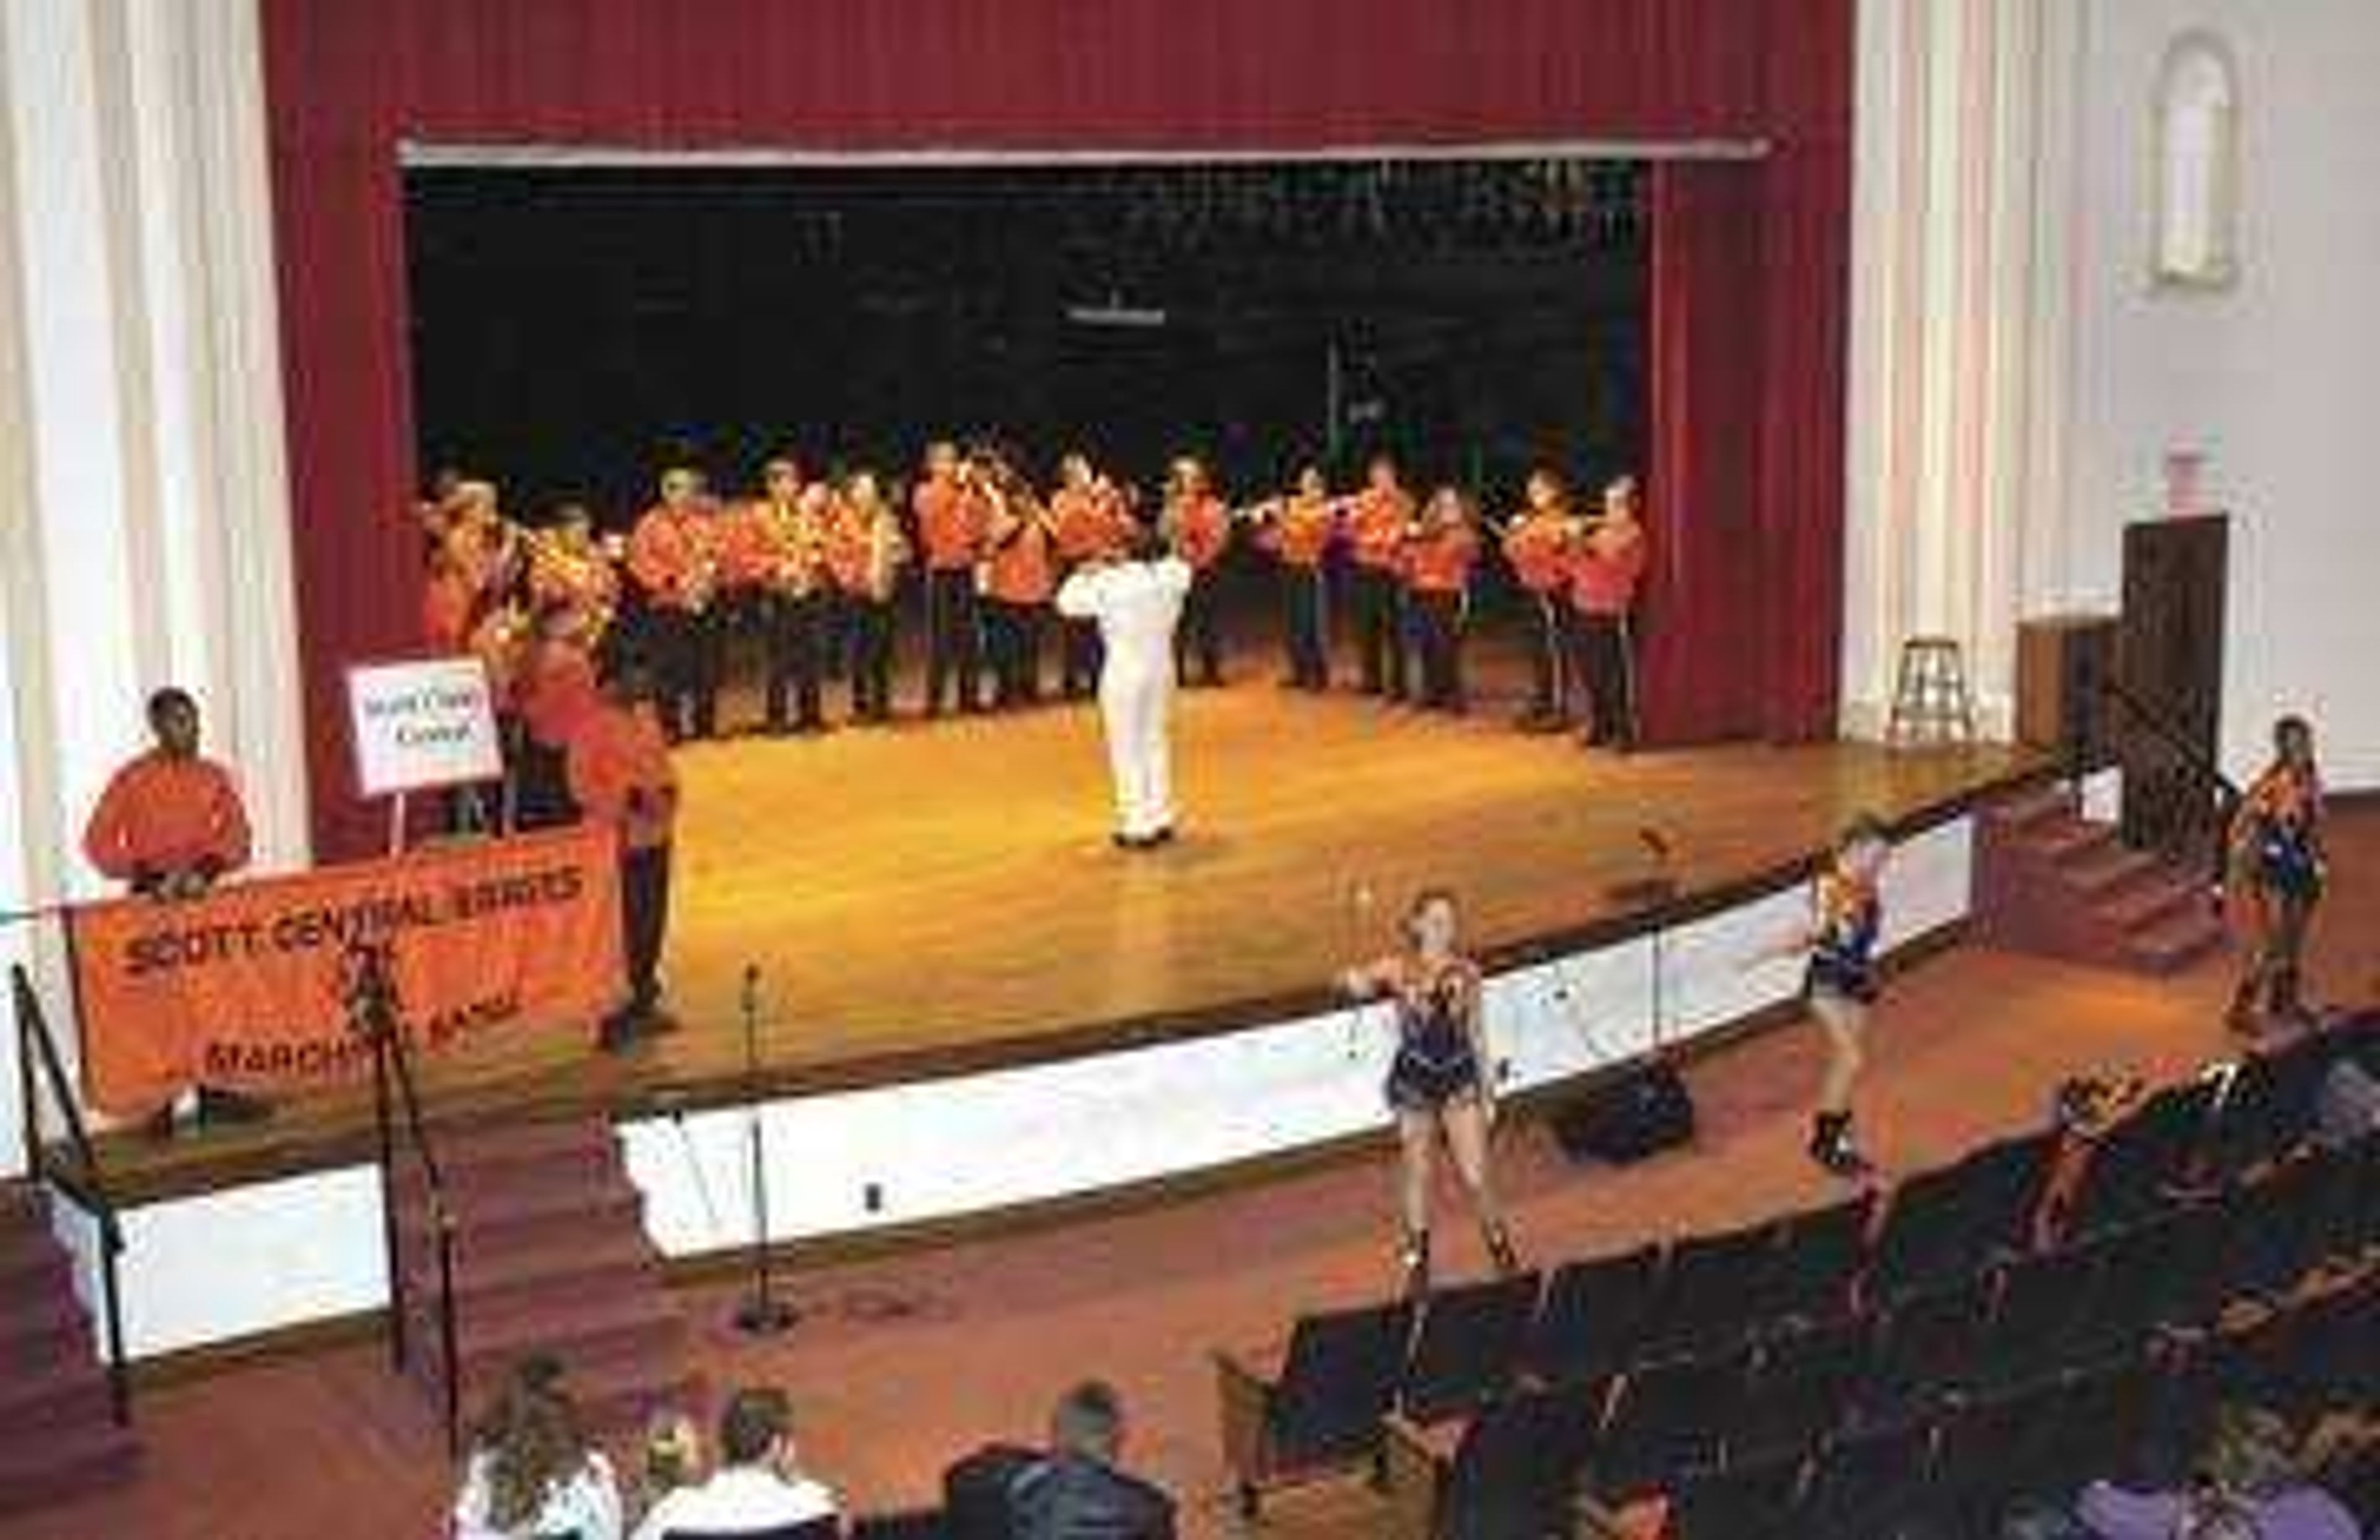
624, 1408, 704, 1534
452, 1358, 624, 1540
2079, 1404, 2363, 1540
1007, 1381, 1175, 1539
630, 1386, 837, 1540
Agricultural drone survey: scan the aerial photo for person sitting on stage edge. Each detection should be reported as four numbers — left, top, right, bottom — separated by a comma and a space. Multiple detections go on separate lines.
567, 654, 681, 1052
1008, 1380, 1177, 1540
630, 1385, 838, 1540
82, 685, 271, 1135
453, 1356, 624, 1540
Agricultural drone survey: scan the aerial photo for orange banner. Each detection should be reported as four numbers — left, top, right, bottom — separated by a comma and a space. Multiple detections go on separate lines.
68, 825, 623, 1116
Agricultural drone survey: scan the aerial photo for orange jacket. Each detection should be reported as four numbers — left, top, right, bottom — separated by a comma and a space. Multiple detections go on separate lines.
567, 701, 678, 851
1049, 486, 1127, 565
1501, 512, 1578, 595
1569, 521, 1647, 615
627, 505, 721, 611
723, 498, 829, 594
828, 499, 907, 600
1404, 522, 1480, 594
1348, 486, 1416, 571
517, 638, 601, 750
82, 750, 252, 887
422, 565, 477, 651
1259, 497, 1338, 568
985, 509, 1056, 605
1169, 493, 1231, 571
914, 477, 985, 572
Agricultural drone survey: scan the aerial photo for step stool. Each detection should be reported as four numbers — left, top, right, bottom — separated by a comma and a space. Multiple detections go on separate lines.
1886, 636, 1977, 747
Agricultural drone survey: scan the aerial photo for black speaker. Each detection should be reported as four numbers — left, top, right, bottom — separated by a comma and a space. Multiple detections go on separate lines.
1550, 1062, 1696, 1164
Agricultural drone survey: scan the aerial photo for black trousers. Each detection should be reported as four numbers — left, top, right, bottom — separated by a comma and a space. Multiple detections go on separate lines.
1521, 592, 1571, 723
760, 591, 827, 731
645, 606, 723, 741
1060, 616, 1102, 697
923, 568, 982, 714
987, 600, 1046, 707
1409, 591, 1466, 711
620, 842, 672, 1016
1351, 567, 1408, 698
1572, 610, 1638, 746
821, 592, 850, 681
1176, 575, 1222, 686
514, 737, 577, 830
847, 597, 897, 720
1280, 567, 1329, 689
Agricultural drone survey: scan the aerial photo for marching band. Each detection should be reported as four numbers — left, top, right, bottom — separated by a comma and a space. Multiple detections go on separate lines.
411, 444, 1649, 780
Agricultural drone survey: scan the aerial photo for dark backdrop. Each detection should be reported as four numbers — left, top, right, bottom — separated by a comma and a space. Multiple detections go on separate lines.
264, 0, 1851, 857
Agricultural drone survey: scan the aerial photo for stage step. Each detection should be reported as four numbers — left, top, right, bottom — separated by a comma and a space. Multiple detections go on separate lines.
0, 1183, 139, 1517
390, 1114, 695, 1439
1974, 790, 2228, 977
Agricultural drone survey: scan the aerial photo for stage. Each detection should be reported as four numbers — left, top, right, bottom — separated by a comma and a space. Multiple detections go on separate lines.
92, 633, 2042, 1207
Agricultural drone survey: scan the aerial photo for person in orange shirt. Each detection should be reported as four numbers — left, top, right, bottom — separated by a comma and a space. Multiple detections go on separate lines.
523, 503, 620, 648
1568, 474, 1649, 751
1250, 465, 1342, 692
421, 547, 479, 654
1500, 467, 1587, 732
729, 457, 834, 735
83, 687, 268, 1133
627, 466, 725, 742
981, 457, 1057, 709
513, 605, 602, 829
567, 657, 681, 1051
1160, 456, 1232, 687
1346, 455, 1418, 701
1048, 452, 1128, 698
914, 441, 987, 716
1403, 488, 1481, 713
828, 469, 909, 723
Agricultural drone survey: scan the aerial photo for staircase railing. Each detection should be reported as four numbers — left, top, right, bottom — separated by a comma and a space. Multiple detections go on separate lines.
9, 964, 131, 1427
340, 938, 463, 1455
2084, 667, 2242, 891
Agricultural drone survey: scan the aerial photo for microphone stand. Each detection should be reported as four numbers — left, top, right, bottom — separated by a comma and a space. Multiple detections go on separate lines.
733, 964, 796, 1335
1603, 828, 1679, 1057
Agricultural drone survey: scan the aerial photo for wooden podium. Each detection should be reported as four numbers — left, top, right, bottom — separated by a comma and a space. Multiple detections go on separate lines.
2015, 614, 2118, 768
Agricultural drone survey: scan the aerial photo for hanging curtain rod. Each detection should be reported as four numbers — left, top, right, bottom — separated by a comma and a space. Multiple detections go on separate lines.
399, 138, 1771, 169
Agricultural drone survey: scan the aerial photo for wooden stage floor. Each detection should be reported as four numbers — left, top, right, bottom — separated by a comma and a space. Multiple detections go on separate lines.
96, 642, 2038, 1196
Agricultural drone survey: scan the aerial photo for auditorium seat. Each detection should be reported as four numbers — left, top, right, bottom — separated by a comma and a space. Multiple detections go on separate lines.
1638, 1218, 1774, 1359
2205, 1034, 2335, 1180
2311, 1133, 2379, 1264
1588, 1346, 1749, 1503
1721, 1314, 1869, 1466
1989, 1357, 2161, 1516
1380, 1378, 1605, 1540
1523, 1243, 1660, 1389
1214, 1296, 1416, 1517
849, 1510, 949, 1538
1798, 1417, 1937, 1538
2061, 1077, 2219, 1240
1928, 1376, 2063, 1536
1397, 1270, 1541, 1425
1968, 1245, 2114, 1395
1853, 1276, 1988, 1424
1665, 1449, 1807, 1540
1865, 1127, 2056, 1303
1753, 1192, 1874, 1328
2204, 1155, 2334, 1306
2061, 1200, 2225, 1352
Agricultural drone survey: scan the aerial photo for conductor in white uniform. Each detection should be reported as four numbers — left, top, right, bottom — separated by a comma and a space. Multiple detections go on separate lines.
1055, 522, 1192, 849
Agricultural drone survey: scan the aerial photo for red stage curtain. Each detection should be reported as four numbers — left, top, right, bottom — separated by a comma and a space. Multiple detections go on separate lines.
261, 0, 1851, 855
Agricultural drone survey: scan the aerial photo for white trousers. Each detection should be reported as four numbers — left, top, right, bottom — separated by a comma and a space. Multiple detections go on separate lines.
1098, 667, 1176, 838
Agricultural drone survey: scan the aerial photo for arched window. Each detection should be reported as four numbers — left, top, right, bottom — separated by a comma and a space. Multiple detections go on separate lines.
2153, 32, 2240, 290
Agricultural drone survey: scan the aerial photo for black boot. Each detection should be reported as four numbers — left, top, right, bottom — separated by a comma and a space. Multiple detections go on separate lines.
1484, 1221, 1520, 1277
1809, 1111, 1871, 1177
1400, 1229, 1432, 1300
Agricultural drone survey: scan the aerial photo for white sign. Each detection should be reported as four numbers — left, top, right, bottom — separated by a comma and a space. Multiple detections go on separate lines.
345, 656, 503, 798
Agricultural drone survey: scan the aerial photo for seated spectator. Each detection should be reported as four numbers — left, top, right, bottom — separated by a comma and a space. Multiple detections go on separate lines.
2079, 1404, 2363, 1540
2313, 1055, 2380, 1148
1007, 1381, 1176, 1540
453, 1358, 623, 1540
630, 1386, 837, 1540
625, 1407, 704, 1534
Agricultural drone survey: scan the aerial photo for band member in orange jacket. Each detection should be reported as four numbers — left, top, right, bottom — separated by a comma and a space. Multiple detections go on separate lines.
1501, 468, 1587, 732
568, 656, 681, 1052
83, 687, 268, 1132
1250, 465, 1341, 692
513, 605, 603, 829
1404, 488, 1481, 713
627, 465, 726, 742
1567, 475, 1649, 750
829, 470, 909, 723
421, 546, 479, 655
730, 457, 834, 735
981, 459, 1058, 709
523, 503, 620, 648
1049, 452, 1128, 698
1347, 455, 1418, 700
915, 441, 988, 716
1161, 456, 1232, 687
